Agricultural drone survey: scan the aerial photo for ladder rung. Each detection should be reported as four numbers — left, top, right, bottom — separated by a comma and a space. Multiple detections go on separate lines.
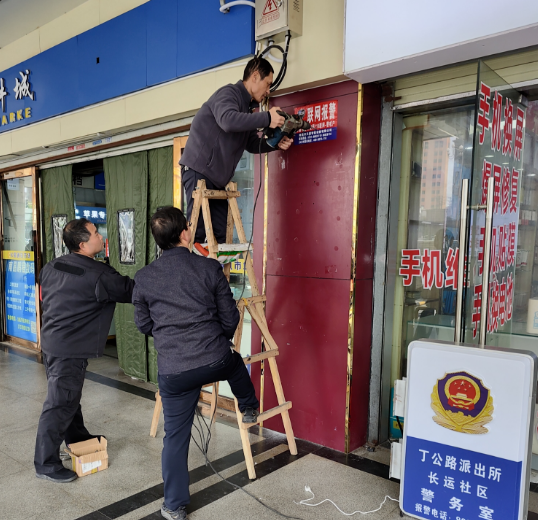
242, 295, 266, 305
240, 402, 292, 429
217, 243, 252, 252
201, 189, 241, 199
242, 349, 278, 365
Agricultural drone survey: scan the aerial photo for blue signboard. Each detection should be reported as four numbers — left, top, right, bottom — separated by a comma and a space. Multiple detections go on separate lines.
294, 127, 337, 146
94, 172, 105, 191
401, 341, 536, 520
75, 206, 107, 224
0, 0, 255, 134
5, 259, 36, 342
404, 436, 520, 519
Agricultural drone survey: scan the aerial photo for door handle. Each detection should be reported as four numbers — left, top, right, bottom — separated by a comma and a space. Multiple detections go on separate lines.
479, 176, 495, 348
455, 179, 469, 343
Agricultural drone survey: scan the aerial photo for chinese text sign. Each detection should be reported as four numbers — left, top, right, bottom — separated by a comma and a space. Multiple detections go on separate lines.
4, 255, 36, 342
293, 100, 338, 145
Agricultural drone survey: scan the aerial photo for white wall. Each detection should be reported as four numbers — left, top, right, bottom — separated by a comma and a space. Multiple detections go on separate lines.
344, 0, 538, 83
0, 0, 88, 48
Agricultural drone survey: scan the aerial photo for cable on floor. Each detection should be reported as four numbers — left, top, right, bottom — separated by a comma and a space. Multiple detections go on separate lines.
191, 406, 303, 520
295, 486, 398, 516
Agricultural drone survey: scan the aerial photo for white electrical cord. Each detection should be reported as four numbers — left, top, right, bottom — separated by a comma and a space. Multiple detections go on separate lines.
260, 42, 283, 63
295, 486, 398, 516
219, 0, 255, 13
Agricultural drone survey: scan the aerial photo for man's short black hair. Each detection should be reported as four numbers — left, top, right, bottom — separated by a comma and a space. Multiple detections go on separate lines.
243, 57, 274, 82
151, 207, 188, 251
63, 218, 92, 253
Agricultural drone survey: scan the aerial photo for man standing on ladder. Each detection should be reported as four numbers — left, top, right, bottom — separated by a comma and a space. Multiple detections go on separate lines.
180, 56, 292, 244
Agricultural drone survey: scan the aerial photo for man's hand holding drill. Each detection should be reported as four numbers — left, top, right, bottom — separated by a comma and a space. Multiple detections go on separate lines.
268, 106, 293, 150
269, 106, 286, 128
278, 136, 293, 150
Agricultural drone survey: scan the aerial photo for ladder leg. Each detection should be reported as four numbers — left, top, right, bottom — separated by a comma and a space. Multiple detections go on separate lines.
209, 382, 219, 425
247, 303, 297, 454
223, 183, 235, 282
150, 391, 162, 438
234, 301, 246, 353
234, 397, 257, 479
189, 180, 205, 251
201, 196, 218, 258
267, 356, 298, 455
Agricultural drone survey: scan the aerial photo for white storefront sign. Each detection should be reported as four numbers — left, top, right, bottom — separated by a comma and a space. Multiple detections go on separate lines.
344, 0, 538, 83
400, 340, 536, 520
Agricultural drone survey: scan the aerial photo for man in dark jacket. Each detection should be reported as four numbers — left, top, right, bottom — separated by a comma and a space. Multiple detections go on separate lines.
180, 56, 292, 244
34, 218, 134, 483
133, 207, 259, 520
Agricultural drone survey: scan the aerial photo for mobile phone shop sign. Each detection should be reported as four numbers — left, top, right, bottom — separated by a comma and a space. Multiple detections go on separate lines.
400, 340, 536, 520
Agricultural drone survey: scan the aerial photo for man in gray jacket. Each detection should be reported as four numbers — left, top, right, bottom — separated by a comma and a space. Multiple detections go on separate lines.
180, 56, 292, 244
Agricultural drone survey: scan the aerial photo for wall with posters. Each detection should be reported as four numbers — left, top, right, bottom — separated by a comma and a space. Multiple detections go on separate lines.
252, 81, 382, 452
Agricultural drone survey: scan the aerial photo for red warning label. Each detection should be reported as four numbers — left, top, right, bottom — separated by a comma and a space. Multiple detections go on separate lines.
263, 0, 279, 15
258, 0, 281, 27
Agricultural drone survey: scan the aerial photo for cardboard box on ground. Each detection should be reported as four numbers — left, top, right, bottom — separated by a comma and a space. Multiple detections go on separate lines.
64, 438, 108, 477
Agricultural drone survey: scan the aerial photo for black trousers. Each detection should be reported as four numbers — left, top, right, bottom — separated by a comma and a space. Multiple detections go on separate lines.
158, 349, 259, 511
182, 167, 228, 244
34, 354, 93, 474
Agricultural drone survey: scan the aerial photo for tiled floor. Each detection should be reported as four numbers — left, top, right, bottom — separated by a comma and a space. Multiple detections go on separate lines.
0, 342, 534, 520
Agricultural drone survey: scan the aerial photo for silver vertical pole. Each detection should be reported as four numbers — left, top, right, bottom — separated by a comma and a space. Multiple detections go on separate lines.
479, 176, 495, 348
454, 179, 469, 343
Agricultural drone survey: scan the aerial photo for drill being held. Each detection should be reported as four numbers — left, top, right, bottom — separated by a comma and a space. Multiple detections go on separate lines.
265, 109, 311, 148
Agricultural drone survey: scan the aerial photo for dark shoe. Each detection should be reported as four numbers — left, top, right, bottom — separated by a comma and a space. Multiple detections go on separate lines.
36, 467, 77, 483
242, 407, 259, 424
161, 504, 187, 520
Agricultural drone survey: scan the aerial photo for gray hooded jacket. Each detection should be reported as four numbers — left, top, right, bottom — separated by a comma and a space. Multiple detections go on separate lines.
180, 80, 274, 188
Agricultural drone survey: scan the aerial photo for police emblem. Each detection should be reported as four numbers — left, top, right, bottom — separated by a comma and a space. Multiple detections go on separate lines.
431, 371, 493, 434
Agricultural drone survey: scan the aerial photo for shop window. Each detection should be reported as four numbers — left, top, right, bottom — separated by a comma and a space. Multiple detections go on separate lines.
390, 107, 474, 381
478, 100, 538, 342
73, 161, 108, 261
216, 151, 255, 399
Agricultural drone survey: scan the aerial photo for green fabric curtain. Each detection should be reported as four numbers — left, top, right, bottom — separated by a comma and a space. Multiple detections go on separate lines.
146, 147, 174, 384
104, 152, 148, 381
41, 165, 75, 265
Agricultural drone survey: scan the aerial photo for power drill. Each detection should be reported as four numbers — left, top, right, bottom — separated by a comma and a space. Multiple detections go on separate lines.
264, 109, 311, 148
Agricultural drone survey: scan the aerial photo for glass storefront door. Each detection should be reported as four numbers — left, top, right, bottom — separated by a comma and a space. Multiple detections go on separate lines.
463, 63, 538, 357
1, 168, 40, 349
390, 107, 475, 383
386, 60, 538, 440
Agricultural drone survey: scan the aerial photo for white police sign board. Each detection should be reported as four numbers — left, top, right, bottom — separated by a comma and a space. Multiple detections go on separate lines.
400, 340, 537, 520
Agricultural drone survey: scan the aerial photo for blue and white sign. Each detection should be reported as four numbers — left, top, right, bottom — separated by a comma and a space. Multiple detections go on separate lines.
4, 258, 36, 342
75, 206, 106, 224
401, 341, 536, 520
293, 100, 338, 146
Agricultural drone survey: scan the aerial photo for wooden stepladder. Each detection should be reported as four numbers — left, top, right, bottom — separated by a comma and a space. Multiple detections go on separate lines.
150, 179, 297, 479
